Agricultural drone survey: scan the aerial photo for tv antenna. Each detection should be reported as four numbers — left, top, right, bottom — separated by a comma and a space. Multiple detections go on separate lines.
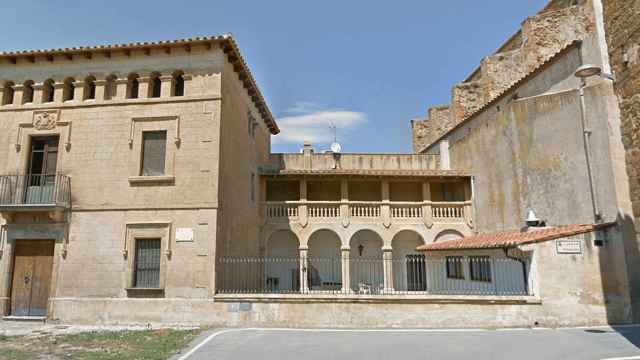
328, 121, 342, 153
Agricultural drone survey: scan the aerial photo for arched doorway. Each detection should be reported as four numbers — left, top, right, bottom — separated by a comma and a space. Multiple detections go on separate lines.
349, 230, 383, 294
392, 230, 426, 292
307, 230, 342, 291
266, 230, 300, 293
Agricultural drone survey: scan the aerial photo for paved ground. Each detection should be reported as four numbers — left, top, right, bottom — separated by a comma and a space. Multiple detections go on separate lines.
174, 326, 640, 360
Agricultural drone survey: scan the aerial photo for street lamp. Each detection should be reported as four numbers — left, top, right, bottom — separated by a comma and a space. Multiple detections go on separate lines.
574, 64, 603, 223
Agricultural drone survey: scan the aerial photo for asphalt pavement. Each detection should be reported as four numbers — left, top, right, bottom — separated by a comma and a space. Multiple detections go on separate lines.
173, 325, 640, 360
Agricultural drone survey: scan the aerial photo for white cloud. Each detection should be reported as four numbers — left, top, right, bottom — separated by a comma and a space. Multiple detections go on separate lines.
273, 107, 367, 146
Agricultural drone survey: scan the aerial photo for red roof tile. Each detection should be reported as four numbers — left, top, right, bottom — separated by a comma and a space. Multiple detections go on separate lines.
418, 223, 614, 251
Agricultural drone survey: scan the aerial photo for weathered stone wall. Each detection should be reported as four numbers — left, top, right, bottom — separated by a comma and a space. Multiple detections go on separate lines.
411, 105, 452, 153
413, 1, 595, 153
604, 0, 640, 235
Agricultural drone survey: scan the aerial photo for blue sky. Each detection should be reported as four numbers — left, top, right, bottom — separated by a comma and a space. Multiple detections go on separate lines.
1, 0, 548, 153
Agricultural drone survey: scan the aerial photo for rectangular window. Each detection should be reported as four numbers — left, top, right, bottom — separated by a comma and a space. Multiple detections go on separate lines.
133, 238, 161, 288
446, 256, 464, 279
140, 131, 167, 176
470, 256, 492, 282
406, 254, 427, 291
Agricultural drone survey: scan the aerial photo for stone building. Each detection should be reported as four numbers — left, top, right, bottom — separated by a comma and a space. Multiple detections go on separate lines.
413, 0, 640, 323
0, 0, 638, 328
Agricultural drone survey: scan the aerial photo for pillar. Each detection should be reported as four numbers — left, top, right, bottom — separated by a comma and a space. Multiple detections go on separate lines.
160, 75, 173, 97
11, 84, 24, 105
381, 180, 391, 227
32, 83, 44, 105
341, 246, 350, 294
137, 76, 151, 99
115, 78, 129, 100
383, 247, 394, 293
299, 179, 308, 226
299, 247, 309, 293
53, 81, 65, 103
340, 179, 349, 226
73, 81, 85, 101
94, 79, 107, 101
422, 182, 433, 228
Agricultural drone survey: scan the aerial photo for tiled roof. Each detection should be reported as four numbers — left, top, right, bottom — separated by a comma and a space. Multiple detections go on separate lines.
259, 169, 471, 177
0, 35, 279, 135
417, 223, 614, 251
422, 40, 582, 152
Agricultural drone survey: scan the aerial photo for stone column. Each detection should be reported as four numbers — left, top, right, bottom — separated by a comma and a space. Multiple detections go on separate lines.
299, 247, 309, 293
73, 80, 85, 101
383, 247, 394, 293
422, 182, 433, 228
32, 83, 44, 105
160, 75, 173, 97
340, 179, 349, 227
115, 78, 129, 100
94, 79, 107, 101
11, 84, 24, 105
53, 81, 65, 103
299, 179, 308, 227
381, 180, 391, 227
341, 246, 350, 294
137, 76, 151, 99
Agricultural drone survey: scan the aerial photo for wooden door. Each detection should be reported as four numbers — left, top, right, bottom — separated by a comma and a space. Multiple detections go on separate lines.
10, 240, 54, 316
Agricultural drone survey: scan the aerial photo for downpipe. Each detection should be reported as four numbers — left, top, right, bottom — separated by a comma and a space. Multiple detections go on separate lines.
578, 78, 602, 223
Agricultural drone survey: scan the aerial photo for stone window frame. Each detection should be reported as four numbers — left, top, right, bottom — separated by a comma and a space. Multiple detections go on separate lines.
127, 116, 181, 185
123, 222, 172, 297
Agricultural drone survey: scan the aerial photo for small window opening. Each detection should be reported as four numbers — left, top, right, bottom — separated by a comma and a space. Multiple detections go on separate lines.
43, 79, 55, 103
128, 74, 139, 99
2, 82, 15, 105
173, 72, 184, 97
22, 80, 34, 104
63, 78, 75, 101
140, 131, 167, 176
84, 76, 96, 100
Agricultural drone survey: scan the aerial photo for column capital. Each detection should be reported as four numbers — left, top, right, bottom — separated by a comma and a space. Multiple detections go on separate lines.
159, 75, 174, 82
11, 84, 24, 91
340, 246, 351, 251
298, 245, 309, 251
382, 246, 393, 252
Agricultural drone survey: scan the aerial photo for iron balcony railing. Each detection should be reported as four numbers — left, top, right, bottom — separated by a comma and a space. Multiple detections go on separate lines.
216, 256, 530, 296
0, 174, 71, 208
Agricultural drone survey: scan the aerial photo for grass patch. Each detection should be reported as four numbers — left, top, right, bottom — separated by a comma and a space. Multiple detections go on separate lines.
0, 328, 201, 360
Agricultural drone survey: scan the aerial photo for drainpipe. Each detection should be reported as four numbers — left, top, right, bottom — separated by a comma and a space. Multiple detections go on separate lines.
503, 247, 529, 295
577, 77, 602, 223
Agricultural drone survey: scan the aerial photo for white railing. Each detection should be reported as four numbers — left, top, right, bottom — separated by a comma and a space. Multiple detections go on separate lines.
390, 203, 423, 219
308, 202, 340, 218
350, 202, 381, 218
262, 201, 472, 226
265, 203, 299, 218
432, 202, 466, 222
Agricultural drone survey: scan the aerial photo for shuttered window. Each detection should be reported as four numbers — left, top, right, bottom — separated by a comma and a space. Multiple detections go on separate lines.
141, 131, 167, 176
134, 239, 161, 288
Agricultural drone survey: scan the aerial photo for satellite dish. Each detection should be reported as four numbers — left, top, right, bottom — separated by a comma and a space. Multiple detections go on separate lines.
331, 142, 342, 153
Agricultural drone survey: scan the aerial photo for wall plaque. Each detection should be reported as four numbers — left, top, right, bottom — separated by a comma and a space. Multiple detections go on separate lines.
176, 228, 194, 242
556, 237, 582, 254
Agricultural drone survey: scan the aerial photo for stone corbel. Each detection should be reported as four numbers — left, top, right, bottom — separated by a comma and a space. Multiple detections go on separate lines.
423, 201, 434, 229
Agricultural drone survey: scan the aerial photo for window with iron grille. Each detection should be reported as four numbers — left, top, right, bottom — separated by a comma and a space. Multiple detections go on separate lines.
469, 256, 492, 282
446, 256, 464, 279
134, 238, 161, 288
140, 131, 167, 176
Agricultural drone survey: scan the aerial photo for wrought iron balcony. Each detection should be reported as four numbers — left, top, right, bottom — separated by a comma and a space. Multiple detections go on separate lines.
0, 174, 71, 211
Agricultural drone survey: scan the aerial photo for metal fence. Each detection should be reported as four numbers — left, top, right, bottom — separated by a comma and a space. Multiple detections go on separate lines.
0, 174, 71, 207
216, 256, 529, 296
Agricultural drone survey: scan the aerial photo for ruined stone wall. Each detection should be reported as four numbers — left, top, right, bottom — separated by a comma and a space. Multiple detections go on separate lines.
604, 0, 640, 232
413, 1, 595, 153
411, 105, 452, 153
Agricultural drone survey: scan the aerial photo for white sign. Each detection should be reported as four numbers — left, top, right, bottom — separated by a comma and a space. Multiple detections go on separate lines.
176, 228, 194, 242
556, 238, 582, 254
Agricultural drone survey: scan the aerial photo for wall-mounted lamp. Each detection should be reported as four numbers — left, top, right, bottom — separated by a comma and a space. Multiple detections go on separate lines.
358, 244, 364, 257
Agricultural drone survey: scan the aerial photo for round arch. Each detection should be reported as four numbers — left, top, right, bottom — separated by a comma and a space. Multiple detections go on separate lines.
349, 229, 384, 293
391, 230, 426, 292
307, 229, 342, 291
434, 229, 464, 243
265, 230, 300, 292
